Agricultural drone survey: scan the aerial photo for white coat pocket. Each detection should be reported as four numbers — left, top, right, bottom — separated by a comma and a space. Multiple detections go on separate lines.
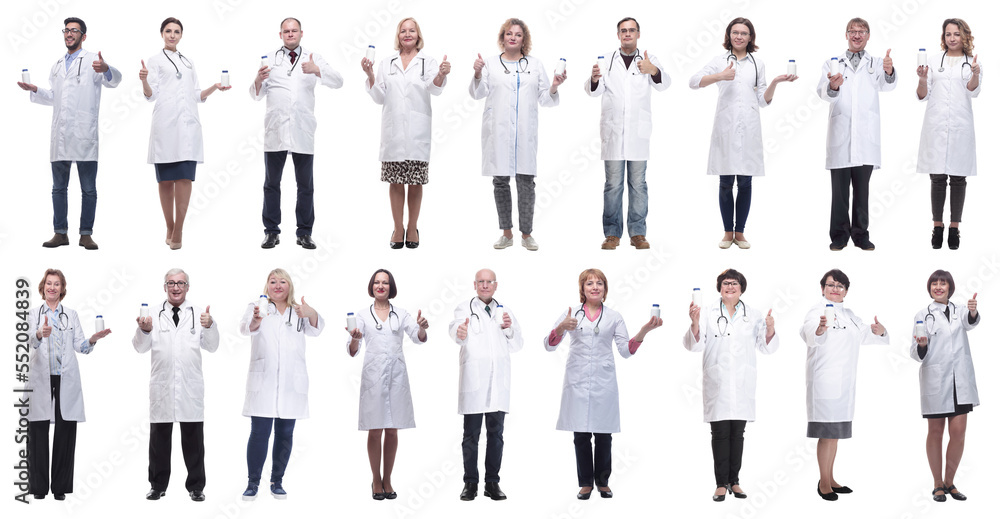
920, 364, 944, 395
460, 360, 480, 392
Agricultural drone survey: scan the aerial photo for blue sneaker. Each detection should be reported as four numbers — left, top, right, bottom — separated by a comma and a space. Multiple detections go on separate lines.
270, 482, 287, 499
242, 482, 258, 501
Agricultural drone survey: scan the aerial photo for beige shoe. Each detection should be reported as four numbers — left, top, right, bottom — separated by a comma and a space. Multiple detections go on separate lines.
629, 235, 650, 249
78, 235, 99, 250
718, 239, 734, 249
601, 236, 620, 250
734, 239, 751, 249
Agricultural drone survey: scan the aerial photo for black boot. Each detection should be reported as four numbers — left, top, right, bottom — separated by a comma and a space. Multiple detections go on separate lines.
931, 226, 944, 249
948, 227, 960, 250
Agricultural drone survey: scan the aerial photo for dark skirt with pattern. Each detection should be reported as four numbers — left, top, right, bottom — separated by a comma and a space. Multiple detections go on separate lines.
381, 160, 429, 185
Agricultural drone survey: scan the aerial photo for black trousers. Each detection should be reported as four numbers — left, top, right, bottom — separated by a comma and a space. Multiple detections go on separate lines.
148, 421, 206, 492
27, 375, 77, 496
829, 165, 874, 245
263, 151, 314, 236
574, 432, 612, 487
929, 174, 967, 223
710, 420, 747, 487
462, 412, 505, 483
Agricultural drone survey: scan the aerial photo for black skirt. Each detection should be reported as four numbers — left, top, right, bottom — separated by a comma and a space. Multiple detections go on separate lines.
923, 379, 974, 419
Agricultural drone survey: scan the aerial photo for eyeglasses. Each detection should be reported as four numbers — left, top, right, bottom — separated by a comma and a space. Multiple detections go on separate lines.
62, 28, 82, 35
847, 30, 869, 37
165, 281, 189, 287
730, 31, 750, 38
619, 28, 638, 34
475, 280, 497, 287
824, 283, 846, 290
721, 281, 741, 287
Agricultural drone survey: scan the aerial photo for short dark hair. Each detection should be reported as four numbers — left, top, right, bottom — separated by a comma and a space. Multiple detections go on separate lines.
617, 17, 639, 31
927, 270, 956, 299
820, 269, 850, 291
716, 268, 747, 293
64, 17, 87, 34
368, 269, 397, 299
160, 17, 183, 33
281, 17, 301, 30
724, 17, 758, 52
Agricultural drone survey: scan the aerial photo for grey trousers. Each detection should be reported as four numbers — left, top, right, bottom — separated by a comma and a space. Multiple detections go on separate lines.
493, 175, 535, 235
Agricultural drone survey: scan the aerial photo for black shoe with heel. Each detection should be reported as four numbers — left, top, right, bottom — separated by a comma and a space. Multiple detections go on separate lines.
405, 228, 419, 249
729, 483, 747, 499
390, 231, 404, 249
931, 226, 944, 249
948, 227, 960, 250
713, 486, 726, 502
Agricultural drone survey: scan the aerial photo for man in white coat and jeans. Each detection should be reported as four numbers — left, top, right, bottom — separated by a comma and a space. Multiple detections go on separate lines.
589, 17, 670, 250
133, 268, 219, 502
450, 269, 523, 501
17, 17, 121, 250
818, 17, 896, 251
251, 17, 343, 250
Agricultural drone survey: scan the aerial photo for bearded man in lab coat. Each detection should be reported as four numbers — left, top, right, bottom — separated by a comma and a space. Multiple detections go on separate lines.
588, 17, 670, 251
133, 268, 219, 502
818, 17, 896, 251
17, 17, 121, 250
449, 269, 523, 501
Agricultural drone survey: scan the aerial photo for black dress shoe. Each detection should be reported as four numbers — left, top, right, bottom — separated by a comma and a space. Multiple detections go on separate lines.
54, 494, 66, 501
390, 231, 404, 249
932, 486, 947, 502
261, 233, 280, 249
384, 490, 397, 499
33, 494, 45, 500
948, 227, 960, 250
713, 487, 726, 502
946, 485, 967, 501
729, 483, 747, 499
42, 233, 69, 248
146, 488, 166, 500
577, 490, 592, 500
817, 483, 838, 501
296, 235, 317, 249
931, 226, 944, 249
831, 485, 853, 494
189, 490, 205, 501
484, 482, 506, 500
854, 240, 875, 251
460, 482, 477, 501
405, 228, 419, 249
372, 483, 385, 500
599, 489, 613, 498
829, 242, 847, 251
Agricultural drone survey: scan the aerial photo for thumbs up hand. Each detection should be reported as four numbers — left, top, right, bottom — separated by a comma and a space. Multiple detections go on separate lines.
637, 50, 659, 75
883, 49, 894, 74
719, 60, 736, 81
92, 51, 109, 73
40, 315, 52, 339
557, 307, 578, 334
474, 53, 485, 77
302, 53, 321, 76
200, 305, 213, 328
416, 309, 429, 330
457, 317, 469, 340
139, 59, 148, 82
438, 54, 451, 76
765, 309, 775, 336
969, 292, 978, 317
871, 315, 885, 336
295, 296, 317, 320
971, 54, 980, 76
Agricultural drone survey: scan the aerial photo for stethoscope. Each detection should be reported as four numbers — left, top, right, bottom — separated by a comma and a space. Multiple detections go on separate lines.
607, 49, 644, 76
468, 297, 503, 334
938, 53, 972, 80
37, 305, 71, 331
57, 54, 85, 83
370, 303, 400, 333
500, 53, 529, 74
574, 304, 604, 335
389, 56, 426, 79
162, 49, 193, 79
158, 301, 196, 335
924, 301, 957, 335
715, 300, 749, 337
273, 47, 302, 76
727, 51, 760, 88
839, 52, 876, 75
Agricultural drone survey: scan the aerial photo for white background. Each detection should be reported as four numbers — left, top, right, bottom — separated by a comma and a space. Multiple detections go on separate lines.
3, 0, 997, 518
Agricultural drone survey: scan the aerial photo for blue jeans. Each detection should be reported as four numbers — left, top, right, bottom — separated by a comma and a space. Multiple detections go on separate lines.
602, 160, 648, 237
247, 417, 296, 485
51, 161, 97, 235
719, 175, 752, 232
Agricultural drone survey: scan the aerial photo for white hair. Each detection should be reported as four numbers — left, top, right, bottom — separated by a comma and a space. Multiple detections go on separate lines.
164, 268, 189, 284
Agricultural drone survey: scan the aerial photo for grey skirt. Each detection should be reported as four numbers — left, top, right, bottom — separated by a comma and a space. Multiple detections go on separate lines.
807, 421, 852, 439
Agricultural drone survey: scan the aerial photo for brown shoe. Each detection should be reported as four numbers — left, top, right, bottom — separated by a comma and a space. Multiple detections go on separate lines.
601, 236, 620, 250
42, 233, 70, 248
78, 235, 99, 250
630, 235, 650, 249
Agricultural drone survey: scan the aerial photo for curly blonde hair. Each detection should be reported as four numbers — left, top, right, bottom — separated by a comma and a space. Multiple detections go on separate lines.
497, 18, 531, 56
940, 18, 974, 55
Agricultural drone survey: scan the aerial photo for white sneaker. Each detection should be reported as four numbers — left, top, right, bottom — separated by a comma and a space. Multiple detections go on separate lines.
521, 236, 539, 251
734, 239, 751, 249
493, 235, 513, 249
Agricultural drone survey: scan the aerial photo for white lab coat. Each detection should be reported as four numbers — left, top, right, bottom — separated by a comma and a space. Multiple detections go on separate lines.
916, 53, 982, 176
909, 301, 980, 415
249, 46, 343, 154
144, 50, 205, 164
682, 299, 779, 422
690, 53, 770, 176
544, 305, 631, 433
587, 50, 670, 161
817, 51, 897, 170
25, 305, 93, 422
799, 299, 889, 422
240, 302, 324, 419
448, 298, 524, 415
133, 300, 219, 423
367, 51, 445, 162
348, 305, 424, 430
30, 50, 122, 161
471, 54, 558, 176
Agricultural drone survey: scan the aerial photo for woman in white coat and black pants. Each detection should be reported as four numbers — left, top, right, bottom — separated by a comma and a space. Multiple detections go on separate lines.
689, 17, 796, 249
800, 269, 888, 500
471, 18, 565, 251
239, 268, 323, 500
545, 268, 661, 499
347, 269, 428, 500
362, 18, 449, 249
26, 269, 110, 500
684, 269, 777, 501
911, 270, 979, 502
139, 17, 229, 250
916, 19, 982, 250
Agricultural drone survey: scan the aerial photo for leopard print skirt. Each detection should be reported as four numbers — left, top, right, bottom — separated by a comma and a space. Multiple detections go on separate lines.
381, 160, 429, 184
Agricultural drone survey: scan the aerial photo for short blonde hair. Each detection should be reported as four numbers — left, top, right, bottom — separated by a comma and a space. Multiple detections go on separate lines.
394, 17, 424, 51
264, 268, 297, 307
497, 18, 532, 56
845, 17, 869, 33
578, 268, 608, 303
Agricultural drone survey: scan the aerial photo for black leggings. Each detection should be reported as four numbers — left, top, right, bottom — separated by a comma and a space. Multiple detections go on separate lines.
710, 420, 746, 487
930, 174, 967, 223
